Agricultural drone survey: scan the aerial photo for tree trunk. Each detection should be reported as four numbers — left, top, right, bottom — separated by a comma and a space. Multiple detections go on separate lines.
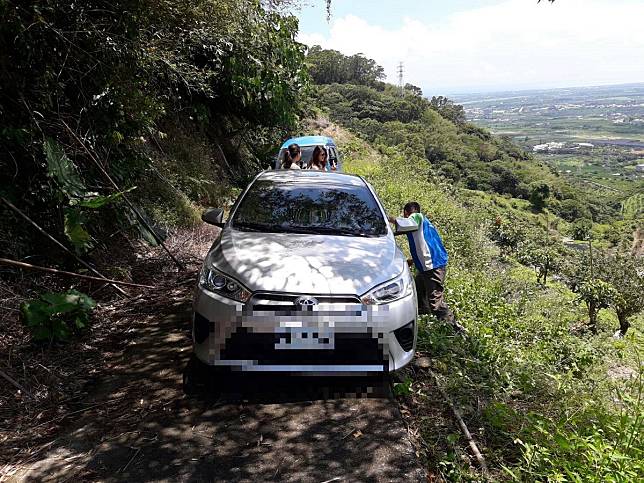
588, 301, 598, 334
617, 311, 630, 336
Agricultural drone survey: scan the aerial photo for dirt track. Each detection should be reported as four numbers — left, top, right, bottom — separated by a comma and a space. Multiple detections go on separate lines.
5, 230, 426, 482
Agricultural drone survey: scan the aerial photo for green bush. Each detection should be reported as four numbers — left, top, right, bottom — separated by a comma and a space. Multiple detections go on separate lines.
1, 0, 307, 256
415, 265, 642, 481
344, 147, 488, 267
20, 290, 96, 342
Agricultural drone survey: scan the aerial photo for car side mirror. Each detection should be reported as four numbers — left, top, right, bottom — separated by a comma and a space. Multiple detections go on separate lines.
393, 217, 417, 236
202, 208, 225, 228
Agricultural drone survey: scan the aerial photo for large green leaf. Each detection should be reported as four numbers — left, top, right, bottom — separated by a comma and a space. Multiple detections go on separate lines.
20, 290, 96, 342
20, 301, 49, 327
64, 207, 92, 252
123, 206, 159, 246
44, 138, 86, 198
73, 186, 137, 209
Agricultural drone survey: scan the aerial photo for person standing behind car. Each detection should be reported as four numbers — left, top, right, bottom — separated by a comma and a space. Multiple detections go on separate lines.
389, 202, 465, 334
282, 143, 302, 169
307, 146, 327, 171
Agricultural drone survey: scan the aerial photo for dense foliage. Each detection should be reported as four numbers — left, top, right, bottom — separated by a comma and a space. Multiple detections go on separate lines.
0, 0, 307, 257
306, 45, 385, 86
342, 133, 642, 482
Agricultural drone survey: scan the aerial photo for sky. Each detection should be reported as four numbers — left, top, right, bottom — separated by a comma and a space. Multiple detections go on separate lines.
295, 0, 644, 95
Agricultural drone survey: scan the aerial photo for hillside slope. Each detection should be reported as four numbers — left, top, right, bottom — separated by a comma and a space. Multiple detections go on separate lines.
324, 119, 643, 481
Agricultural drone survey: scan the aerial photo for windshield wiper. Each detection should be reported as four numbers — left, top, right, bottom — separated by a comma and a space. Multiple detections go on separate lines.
234, 222, 378, 237
286, 226, 376, 237
233, 222, 271, 232
234, 222, 305, 234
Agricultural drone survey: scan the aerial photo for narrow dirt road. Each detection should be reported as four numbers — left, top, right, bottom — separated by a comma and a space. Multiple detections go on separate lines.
8, 231, 426, 482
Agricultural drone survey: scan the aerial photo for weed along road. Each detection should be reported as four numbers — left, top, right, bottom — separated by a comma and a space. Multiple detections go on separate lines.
12, 279, 426, 482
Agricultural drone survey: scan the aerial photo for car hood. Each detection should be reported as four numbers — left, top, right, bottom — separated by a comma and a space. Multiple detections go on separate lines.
208, 229, 404, 295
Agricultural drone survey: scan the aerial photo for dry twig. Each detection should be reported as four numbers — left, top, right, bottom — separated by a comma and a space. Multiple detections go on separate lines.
0, 258, 155, 289
0, 196, 129, 297
427, 368, 490, 477
119, 447, 141, 473
0, 369, 33, 398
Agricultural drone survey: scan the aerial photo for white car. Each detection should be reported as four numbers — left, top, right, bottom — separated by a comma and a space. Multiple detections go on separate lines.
185, 170, 417, 389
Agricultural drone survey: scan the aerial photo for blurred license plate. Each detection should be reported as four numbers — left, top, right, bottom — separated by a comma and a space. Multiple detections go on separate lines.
275, 328, 334, 350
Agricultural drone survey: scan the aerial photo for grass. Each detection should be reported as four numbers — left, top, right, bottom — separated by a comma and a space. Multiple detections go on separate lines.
415, 263, 643, 481
337, 121, 643, 481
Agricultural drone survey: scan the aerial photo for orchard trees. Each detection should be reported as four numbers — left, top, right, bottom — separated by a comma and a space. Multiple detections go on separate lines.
490, 215, 530, 256
566, 249, 643, 335
598, 253, 644, 335
519, 239, 562, 285
576, 280, 618, 334
529, 182, 551, 212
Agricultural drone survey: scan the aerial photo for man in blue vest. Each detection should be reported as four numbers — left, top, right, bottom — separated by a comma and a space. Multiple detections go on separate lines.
389, 201, 465, 333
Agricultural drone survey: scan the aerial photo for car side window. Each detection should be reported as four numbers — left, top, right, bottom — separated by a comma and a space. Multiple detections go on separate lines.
328, 147, 338, 171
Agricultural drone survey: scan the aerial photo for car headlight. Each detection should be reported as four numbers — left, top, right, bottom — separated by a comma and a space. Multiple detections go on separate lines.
199, 263, 251, 303
361, 270, 413, 305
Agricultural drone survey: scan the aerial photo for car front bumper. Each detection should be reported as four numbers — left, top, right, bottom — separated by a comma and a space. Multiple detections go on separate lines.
191, 286, 417, 375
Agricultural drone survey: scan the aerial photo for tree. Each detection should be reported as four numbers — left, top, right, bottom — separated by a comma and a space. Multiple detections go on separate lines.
571, 218, 593, 241
1, 0, 308, 255
490, 215, 528, 255
529, 182, 551, 212
518, 238, 561, 285
598, 254, 644, 336
491, 165, 520, 196
576, 279, 618, 334
429, 96, 467, 125
306, 46, 385, 86
557, 198, 591, 222
404, 83, 423, 97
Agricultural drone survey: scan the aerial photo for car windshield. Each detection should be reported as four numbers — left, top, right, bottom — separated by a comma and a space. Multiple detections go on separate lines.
232, 180, 387, 237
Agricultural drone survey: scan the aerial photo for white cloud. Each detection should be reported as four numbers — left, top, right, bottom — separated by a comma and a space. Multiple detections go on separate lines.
298, 0, 644, 93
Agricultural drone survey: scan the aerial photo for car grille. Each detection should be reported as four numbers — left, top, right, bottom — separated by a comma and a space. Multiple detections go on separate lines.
248, 292, 362, 313
221, 327, 386, 367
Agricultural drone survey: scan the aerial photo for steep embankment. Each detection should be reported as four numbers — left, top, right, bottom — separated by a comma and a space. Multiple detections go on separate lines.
1, 1, 306, 262
325, 119, 643, 481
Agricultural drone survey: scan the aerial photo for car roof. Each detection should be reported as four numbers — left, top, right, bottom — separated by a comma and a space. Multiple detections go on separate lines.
280, 136, 336, 149
257, 170, 365, 187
